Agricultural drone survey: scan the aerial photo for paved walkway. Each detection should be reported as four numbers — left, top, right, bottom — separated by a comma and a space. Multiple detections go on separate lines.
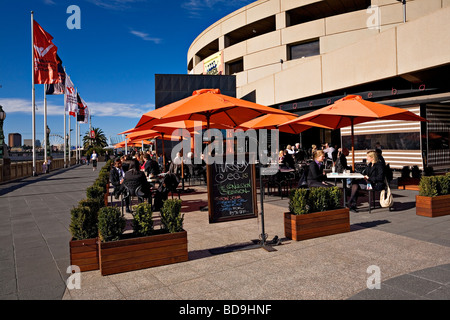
1, 163, 450, 300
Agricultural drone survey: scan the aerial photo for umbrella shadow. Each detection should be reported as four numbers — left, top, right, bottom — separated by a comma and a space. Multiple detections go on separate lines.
188, 237, 291, 261
181, 199, 209, 213
350, 219, 391, 232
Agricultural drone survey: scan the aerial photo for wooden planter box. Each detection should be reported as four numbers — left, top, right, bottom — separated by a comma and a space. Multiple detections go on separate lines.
69, 238, 99, 272
284, 208, 350, 241
416, 194, 450, 218
98, 230, 188, 276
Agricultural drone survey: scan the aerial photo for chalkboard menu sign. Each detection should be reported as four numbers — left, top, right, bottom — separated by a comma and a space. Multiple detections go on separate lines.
207, 159, 258, 223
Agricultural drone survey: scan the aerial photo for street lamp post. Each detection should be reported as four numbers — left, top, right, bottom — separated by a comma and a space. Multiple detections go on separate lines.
0, 105, 6, 159
46, 125, 51, 160
66, 133, 69, 166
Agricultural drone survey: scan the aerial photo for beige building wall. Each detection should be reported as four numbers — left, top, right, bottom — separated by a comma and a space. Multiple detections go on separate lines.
188, 0, 449, 103
187, 0, 450, 170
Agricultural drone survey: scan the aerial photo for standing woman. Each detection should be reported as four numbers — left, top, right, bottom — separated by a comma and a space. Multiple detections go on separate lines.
91, 150, 98, 171
347, 150, 385, 212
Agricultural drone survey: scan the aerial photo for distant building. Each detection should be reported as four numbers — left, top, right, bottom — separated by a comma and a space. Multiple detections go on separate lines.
24, 139, 41, 147
8, 133, 21, 147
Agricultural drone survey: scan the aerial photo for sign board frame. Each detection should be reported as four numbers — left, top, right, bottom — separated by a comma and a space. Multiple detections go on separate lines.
206, 155, 258, 224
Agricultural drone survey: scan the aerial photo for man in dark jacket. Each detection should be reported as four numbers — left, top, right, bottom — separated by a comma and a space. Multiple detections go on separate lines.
110, 158, 125, 199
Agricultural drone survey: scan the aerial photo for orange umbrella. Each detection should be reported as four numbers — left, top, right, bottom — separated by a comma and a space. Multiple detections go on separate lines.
280, 95, 428, 170
133, 88, 295, 130
114, 139, 152, 149
239, 113, 332, 133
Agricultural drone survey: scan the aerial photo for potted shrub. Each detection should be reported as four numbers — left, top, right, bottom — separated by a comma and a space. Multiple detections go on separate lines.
416, 173, 450, 217
98, 201, 188, 276
284, 187, 350, 241
86, 185, 105, 207
69, 203, 100, 272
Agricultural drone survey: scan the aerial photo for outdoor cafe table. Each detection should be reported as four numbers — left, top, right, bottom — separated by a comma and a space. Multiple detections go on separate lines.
327, 172, 364, 207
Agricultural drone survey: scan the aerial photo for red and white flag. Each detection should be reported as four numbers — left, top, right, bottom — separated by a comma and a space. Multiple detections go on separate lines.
33, 20, 59, 84
65, 74, 78, 117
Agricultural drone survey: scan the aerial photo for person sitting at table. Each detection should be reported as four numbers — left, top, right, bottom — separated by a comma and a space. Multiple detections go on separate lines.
282, 150, 295, 169
308, 144, 317, 159
278, 150, 285, 164
110, 158, 125, 200
123, 160, 151, 213
307, 150, 334, 188
347, 150, 385, 212
335, 147, 352, 173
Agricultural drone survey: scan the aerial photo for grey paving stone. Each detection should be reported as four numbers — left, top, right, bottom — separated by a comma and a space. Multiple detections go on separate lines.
424, 284, 450, 300
348, 284, 429, 300
410, 266, 450, 285
383, 274, 443, 297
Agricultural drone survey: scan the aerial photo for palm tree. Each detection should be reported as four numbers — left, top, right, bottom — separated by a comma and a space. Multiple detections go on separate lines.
83, 127, 108, 149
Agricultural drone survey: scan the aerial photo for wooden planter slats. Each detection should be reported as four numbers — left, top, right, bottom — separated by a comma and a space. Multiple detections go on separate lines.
99, 230, 188, 276
69, 238, 99, 272
284, 208, 350, 241
416, 194, 450, 217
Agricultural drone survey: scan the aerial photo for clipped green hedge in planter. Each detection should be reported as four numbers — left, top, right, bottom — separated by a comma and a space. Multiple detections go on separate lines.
68, 160, 114, 272
98, 207, 126, 242
98, 199, 188, 276
417, 173, 450, 217
132, 203, 154, 237
69, 203, 100, 272
284, 187, 350, 241
160, 199, 184, 233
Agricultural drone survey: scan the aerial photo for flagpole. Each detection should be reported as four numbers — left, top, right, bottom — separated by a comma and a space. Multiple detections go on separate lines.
44, 86, 47, 166
63, 67, 66, 168
75, 116, 78, 163
68, 112, 71, 166
64, 94, 67, 168
31, 11, 37, 176
78, 121, 81, 163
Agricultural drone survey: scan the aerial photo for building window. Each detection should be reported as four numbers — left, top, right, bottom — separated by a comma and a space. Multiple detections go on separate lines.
226, 58, 244, 75
288, 40, 320, 60
286, 0, 371, 27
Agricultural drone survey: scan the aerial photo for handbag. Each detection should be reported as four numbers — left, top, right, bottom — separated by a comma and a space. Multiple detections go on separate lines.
380, 178, 393, 208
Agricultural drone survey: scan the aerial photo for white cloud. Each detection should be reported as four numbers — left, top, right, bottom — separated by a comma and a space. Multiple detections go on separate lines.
129, 30, 162, 44
181, 0, 253, 18
0, 98, 154, 118
85, 0, 147, 10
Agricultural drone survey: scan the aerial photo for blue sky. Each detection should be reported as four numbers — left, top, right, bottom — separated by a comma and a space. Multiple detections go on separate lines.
0, 0, 253, 146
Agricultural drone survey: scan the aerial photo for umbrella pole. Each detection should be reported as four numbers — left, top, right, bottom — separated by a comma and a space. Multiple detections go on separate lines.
351, 117, 355, 172
180, 136, 184, 191
162, 133, 165, 172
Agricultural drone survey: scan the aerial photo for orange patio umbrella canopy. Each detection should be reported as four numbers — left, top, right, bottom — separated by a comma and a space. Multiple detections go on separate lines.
133, 88, 295, 130
240, 113, 333, 133
280, 94, 427, 170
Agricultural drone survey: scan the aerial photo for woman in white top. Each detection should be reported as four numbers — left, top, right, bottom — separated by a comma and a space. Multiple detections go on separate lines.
91, 150, 98, 171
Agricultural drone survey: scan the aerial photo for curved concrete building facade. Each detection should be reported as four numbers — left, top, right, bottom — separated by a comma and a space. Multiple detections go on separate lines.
187, 0, 450, 170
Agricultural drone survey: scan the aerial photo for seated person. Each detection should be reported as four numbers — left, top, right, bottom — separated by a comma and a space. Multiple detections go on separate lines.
123, 160, 151, 213
307, 150, 334, 188
335, 147, 352, 173
143, 153, 160, 178
282, 151, 295, 169
109, 158, 125, 199
347, 150, 386, 212
278, 150, 285, 164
